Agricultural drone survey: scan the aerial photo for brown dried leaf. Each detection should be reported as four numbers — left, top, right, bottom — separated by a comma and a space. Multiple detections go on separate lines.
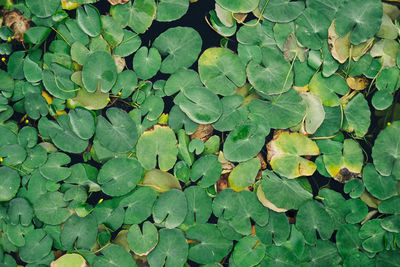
346, 76, 369, 91
190, 124, 213, 142
3, 10, 30, 42
108, 0, 129, 5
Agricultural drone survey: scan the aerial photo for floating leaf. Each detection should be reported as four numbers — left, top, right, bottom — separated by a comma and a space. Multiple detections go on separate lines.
127, 222, 158, 256
82, 51, 117, 93
229, 158, 260, 191
76, 5, 101, 37
0, 167, 20, 202
259, 0, 305, 23
152, 189, 187, 228
198, 47, 246, 96
267, 131, 319, 178
136, 125, 178, 171
343, 94, 371, 137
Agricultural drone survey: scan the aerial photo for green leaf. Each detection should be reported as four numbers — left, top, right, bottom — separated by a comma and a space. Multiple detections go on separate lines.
296, 200, 334, 245
19, 229, 52, 263
8, 198, 33, 226
0, 144, 26, 166
0, 167, 20, 202
335, 0, 383, 45
76, 5, 101, 37
378, 195, 400, 214
152, 189, 187, 228
223, 123, 269, 162
61, 214, 97, 250
362, 163, 397, 200
255, 211, 290, 246
259, 0, 305, 22
267, 131, 320, 178
229, 158, 260, 191
114, 30, 142, 57
372, 120, 400, 177
132, 47, 161, 80
101, 15, 124, 47
68, 108, 95, 140
24, 93, 48, 120
127, 222, 158, 255
359, 219, 385, 253
190, 154, 222, 188
97, 158, 143, 197
174, 87, 222, 124
119, 186, 157, 224
93, 244, 138, 267
198, 47, 246, 95
153, 27, 202, 74
136, 125, 178, 171
212, 95, 248, 132
380, 215, 400, 233
25, 0, 60, 18
309, 72, 348, 106
34, 191, 70, 225
247, 46, 293, 96
110, 0, 156, 34
343, 94, 371, 137
233, 235, 266, 267
38, 115, 89, 153
39, 152, 71, 182
147, 228, 188, 267
260, 170, 313, 211
250, 89, 306, 129
186, 224, 233, 264
295, 8, 330, 50
0, 69, 14, 92
82, 51, 117, 93
183, 186, 212, 226
42, 64, 77, 100
95, 107, 138, 153
164, 68, 202, 96
23, 55, 42, 83
215, 0, 258, 13
301, 239, 342, 266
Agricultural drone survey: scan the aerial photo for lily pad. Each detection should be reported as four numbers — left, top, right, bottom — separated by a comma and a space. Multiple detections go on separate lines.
127, 222, 158, 256
82, 51, 117, 93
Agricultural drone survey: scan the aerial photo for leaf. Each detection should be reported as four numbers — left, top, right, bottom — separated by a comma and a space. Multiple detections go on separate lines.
362, 163, 397, 200
372, 121, 400, 177
223, 123, 269, 162
300, 92, 325, 135
82, 51, 118, 93
60, 214, 97, 250
119, 186, 157, 223
247, 46, 293, 96
260, 170, 313, 211
229, 158, 260, 191
97, 158, 143, 197
186, 224, 233, 264
309, 72, 348, 107
71, 85, 109, 110
232, 235, 265, 267
39, 152, 71, 182
336, 224, 361, 258
183, 186, 212, 226
255, 211, 290, 246
153, 27, 202, 74
68, 108, 95, 140
132, 47, 161, 80
335, 0, 383, 45
156, 0, 189, 22
136, 125, 178, 171
378, 195, 400, 214
19, 229, 52, 263
343, 94, 371, 137
359, 219, 385, 253
127, 222, 158, 255
249, 88, 306, 129
198, 47, 246, 96
164, 68, 202, 96
267, 131, 320, 178
93, 244, 138, 267
212, 95, 249, 132
0, 167, 20, 202
76, 5, 101, 37
295, 8, 331, 50
259, 0, 305, 23
0, 69, 14, 92
323, 139, 364, 182
152, 189, 187, 228
147, 228, 188, 267
215, 0, 258, 13
101, 15, 124, 47
114, 30, 142, 57
50, 254, 87, 267
110, 0, 156, 34
34, 191, 70, 225
174, 87, 222, 124
141, 169, 182, 193
295, 200, 334, 245
95, 107, 138, 153
38, 115, 89, 153
25, 0, 60, 18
